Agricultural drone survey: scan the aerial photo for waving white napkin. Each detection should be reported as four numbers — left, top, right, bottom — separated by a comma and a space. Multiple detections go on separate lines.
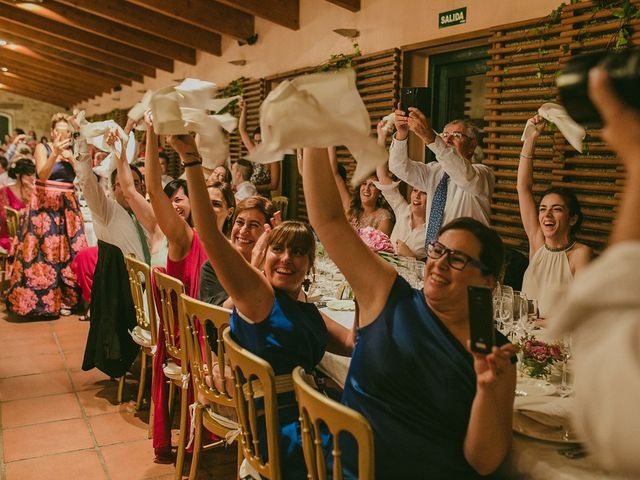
521, 102, 585, 153
128, 90, 153, 131
381, 112, 395, 134
249, 69, 386, 185
148, 78, 239, 169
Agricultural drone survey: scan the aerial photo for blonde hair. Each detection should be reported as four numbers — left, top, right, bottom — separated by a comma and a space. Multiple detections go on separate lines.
50, 112, 71, 131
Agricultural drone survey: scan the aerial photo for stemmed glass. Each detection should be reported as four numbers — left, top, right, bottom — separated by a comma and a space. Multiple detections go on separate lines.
498, 285, 514, 339
557, 335, 573, 397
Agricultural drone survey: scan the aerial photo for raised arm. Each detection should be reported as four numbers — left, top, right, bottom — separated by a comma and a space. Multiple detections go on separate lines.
389, 106, 432, 191
518, 115, 547, 252
144, 115, 193, 261
375, 120, 393, 186
303, 148, 396, 327
171, 135, 275, 322
108, 130, 159, 237
238, 98, 256, 153
328, 146, 351, 213
74, 137, 110, 224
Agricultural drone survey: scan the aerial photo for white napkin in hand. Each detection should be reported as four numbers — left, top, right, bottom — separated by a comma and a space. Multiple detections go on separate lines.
128, 90, 154, 130
381, 112, 395, 134
521, 102, 585, 153
249, 69, 387, 185
515, 396, 573, 429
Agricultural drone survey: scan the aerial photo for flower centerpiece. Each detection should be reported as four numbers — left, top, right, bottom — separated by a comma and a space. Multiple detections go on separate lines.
519, 336, 563, 380
357, 227, 394, 254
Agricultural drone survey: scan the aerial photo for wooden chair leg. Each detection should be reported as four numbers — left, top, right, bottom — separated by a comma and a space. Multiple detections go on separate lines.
117, 375, 126, 403
188, 404, 204, 480
148, 396, 154, 439
174, 387, 189, 480
136, 351, 148, 411
236, 441, 243, 480
168, 381, 175, 420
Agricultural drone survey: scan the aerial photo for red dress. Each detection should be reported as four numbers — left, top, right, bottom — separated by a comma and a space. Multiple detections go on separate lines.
151, 231, 208, 456
0, 185, 26, 253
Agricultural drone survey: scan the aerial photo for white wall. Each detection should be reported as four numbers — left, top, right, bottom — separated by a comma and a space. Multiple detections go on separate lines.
77, 0, 562, 115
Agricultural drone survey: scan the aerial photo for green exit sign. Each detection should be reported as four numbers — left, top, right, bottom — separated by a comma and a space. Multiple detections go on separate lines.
439, 7, 467, 28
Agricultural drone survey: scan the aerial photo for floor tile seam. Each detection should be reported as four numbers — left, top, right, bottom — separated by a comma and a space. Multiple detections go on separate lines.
0, 398, 6, 480
4, 445, 101, 464
55, 327, 113, 480
0, 389, 78, 403
0, 367, 69, 380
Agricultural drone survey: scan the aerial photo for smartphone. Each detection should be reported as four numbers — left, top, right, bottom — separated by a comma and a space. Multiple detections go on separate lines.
400, 87, 431, 116
468, 286, 496, 355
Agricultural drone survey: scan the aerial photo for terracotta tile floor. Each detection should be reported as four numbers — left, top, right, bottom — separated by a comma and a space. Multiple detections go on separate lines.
0, 308, 238, 480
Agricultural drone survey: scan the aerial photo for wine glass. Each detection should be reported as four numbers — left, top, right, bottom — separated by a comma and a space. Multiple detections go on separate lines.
498, 286, 514, 339
557, 335, 573, 398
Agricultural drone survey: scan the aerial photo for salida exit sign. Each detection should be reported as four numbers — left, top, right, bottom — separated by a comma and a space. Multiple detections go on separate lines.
439, 7, 467, 28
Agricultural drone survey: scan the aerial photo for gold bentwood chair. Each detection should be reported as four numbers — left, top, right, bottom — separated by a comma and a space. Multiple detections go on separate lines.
223, 327, 295, 480
122, 255, 158, 415
153, 269, 190, 480
271, 196, 289, 220
180, 294, 242, 480
292, 367, 374, 480
4, 206, 19, 240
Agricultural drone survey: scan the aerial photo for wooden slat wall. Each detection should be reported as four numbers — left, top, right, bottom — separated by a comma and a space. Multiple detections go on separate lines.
227, 78, 266, 163
486, 0, 639, 252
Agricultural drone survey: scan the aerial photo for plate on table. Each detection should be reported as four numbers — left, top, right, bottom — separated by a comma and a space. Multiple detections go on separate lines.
326, 300, 355, 311
513, 411, 580, 444
516, 378, 556, 397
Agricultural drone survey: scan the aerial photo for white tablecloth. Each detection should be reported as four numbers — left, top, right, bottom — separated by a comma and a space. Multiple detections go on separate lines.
318, 306, 628, 480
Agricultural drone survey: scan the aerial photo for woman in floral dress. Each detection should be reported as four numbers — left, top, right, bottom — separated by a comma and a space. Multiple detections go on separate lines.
7, 113, 87, 318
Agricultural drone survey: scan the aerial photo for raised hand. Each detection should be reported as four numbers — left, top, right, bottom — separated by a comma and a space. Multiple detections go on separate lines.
394, 103, 409, 141
251, 223, 272, 270
51, 129, 71, 156
528, 114, 547, 139
167, 134, 200, 161
472, 343, 516, 388
407, 107, 435, 144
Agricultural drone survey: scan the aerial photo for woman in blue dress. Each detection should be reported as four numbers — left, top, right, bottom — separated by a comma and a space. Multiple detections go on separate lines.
302, 147, 517, 479
169, 134, 355, 479
7, 113, 87, 318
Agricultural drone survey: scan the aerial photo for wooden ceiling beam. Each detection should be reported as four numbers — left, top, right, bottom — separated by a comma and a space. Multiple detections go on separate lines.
0, 64, 101, 100
2, 45, 144, 84
0, 26, 156, 78
0, 85, 71, 108
214, 0, 300, 30
325, 0, 360, 12
0, 47, 132, 88
0, 2, 172, 72
0, 76, 81, 106
0, 72, 91, 103
54, 0, 222, 55
126, 0, 254, 40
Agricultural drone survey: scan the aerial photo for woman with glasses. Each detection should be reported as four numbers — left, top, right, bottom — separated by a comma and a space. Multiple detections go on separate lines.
518, 115, 592, 318
303, 147, 516, 479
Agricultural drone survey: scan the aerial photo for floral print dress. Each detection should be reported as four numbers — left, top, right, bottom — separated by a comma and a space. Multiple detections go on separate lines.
7, 152, 87, 317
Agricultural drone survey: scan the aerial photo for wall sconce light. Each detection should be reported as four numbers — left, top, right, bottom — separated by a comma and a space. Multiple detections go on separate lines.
333, 29, 359, 39
228, 59, 247, 66
1, 67, 8, 72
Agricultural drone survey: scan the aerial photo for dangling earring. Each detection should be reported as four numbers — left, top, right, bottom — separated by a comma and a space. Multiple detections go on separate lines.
302, 270, 314, 301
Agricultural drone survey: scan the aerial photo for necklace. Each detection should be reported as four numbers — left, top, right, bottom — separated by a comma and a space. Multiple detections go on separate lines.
544, 240, 576, 253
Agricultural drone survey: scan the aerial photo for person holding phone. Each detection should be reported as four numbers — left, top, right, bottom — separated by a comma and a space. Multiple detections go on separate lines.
389, 108, 494, 249
303, 146, 515, 478
6, 113, 87, 318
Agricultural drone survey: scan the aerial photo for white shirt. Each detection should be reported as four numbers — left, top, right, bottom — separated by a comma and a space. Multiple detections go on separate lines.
375, 181, 426, 259
550, 242, 640, 475
388, 135, 494, 226
0, 172, 9, 187
235, 180, 257, 202
75, 151, 148, 260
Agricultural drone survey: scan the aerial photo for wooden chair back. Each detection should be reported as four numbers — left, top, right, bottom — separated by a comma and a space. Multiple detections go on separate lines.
180, 294, 235, 415
271, 196, 289, 220
152, 268, 187, 371
4, 206, 19, 239
124, 254, 157, 346
292, 366, 375, 480
222, 327, 285, 480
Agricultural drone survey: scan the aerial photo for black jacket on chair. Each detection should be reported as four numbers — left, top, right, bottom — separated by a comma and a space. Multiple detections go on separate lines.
82, 240, 139, 378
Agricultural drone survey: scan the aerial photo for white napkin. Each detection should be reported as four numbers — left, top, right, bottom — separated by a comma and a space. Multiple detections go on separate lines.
248, 69, 387, 185
128, 90, 153, 131
93, 129, 138, 178
148, 78, 239, 169
521, 102, 585, 153
381, 112, 395, 134
515, 396, 573, 429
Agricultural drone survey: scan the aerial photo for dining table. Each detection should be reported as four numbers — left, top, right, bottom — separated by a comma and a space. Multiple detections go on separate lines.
317, 297, 632, 480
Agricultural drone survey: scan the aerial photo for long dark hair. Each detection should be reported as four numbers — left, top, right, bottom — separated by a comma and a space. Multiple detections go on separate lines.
207, 181, 236, 236
8, 158, 36, 179
347, 176, 392, 225
164, 178, 193, 226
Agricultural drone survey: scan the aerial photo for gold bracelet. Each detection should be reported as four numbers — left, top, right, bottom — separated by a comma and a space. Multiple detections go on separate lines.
520, 153, 533, 159
182, 160, 202, 168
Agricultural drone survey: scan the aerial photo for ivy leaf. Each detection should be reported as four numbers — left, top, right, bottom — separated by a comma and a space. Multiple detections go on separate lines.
612, 10, 625, 18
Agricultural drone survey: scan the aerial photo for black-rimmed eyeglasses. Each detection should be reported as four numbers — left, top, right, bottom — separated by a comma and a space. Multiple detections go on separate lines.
426, 241, 487, 272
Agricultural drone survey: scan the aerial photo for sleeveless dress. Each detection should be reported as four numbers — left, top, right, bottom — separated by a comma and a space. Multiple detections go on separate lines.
0, 185, 26, 253
250, 162, 272, 199
230, 290, 328, 480
522, 245, 574, 318
341, 275, 511, 479
7, 151, 87, 317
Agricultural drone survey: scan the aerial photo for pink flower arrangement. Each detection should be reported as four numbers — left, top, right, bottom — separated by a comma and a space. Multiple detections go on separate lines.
357, 227, 394, 254
520, 336, 563, 379
8, 287, 38, 316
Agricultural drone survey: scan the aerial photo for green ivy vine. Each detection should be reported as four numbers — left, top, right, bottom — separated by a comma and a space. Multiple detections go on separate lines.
315, 39, 362, 73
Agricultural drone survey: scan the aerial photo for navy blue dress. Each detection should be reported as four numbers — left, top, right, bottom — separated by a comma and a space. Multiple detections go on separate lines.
231, 289, 328, 480
342, 275, 510, 479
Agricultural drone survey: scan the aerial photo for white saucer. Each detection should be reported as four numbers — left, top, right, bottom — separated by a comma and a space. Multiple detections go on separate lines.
326, 300, 355, 311
516, 378, 556, 397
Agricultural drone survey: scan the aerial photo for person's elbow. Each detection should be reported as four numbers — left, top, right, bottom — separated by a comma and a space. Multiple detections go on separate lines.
466, 446, 509, 476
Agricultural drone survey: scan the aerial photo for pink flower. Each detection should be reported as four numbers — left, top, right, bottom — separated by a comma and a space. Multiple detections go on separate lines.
42, 234, 68, 263
8, 287, 38, 316
25, 263, 57, 290
31, 212, 52, 237
41, 288, 61, 313
357, 227, 394, 253
65, 210, 85, 238
21, 233, 39, 263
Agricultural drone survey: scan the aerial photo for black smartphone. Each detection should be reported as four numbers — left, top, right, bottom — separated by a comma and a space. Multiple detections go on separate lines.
468, 286, 495, 355
400, 87, 431, 116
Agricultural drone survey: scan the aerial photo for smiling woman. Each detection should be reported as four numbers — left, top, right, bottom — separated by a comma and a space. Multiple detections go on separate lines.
518, 115, 593, 317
